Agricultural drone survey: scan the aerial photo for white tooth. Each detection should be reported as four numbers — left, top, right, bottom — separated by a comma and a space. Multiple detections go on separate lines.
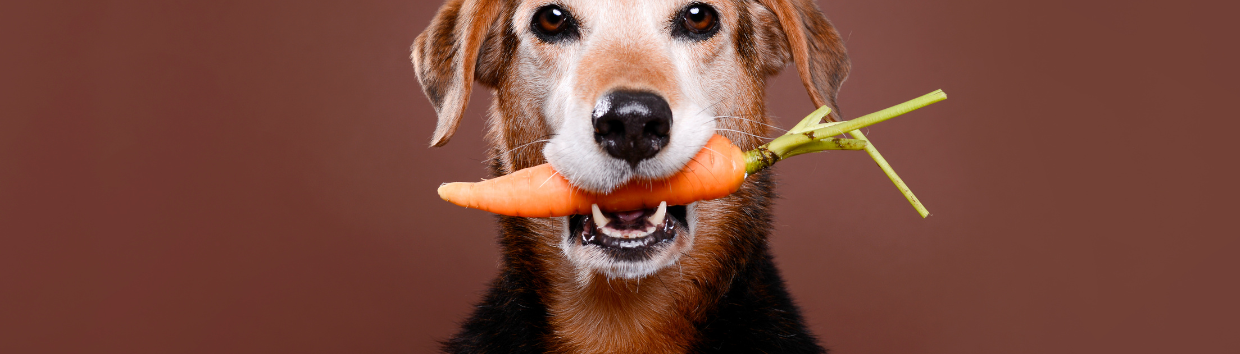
599, 227, 621, 238
649, 201, 668, 226
641, 225, 657, 235
592, 204, 610, 229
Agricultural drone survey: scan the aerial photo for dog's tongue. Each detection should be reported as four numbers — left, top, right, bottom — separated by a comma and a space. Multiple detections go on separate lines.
614, 210, 645, 223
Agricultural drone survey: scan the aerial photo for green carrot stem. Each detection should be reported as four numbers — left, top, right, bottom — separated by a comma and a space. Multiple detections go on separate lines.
848, 129, 930, 218
791, 105, 834, 133
744, 89, 946, 174
803, 90, 947, 139
782, 138, 868, 159
741, 89, 946, 217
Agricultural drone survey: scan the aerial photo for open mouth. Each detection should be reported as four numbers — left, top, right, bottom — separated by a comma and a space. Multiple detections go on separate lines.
568, 201, 688, 262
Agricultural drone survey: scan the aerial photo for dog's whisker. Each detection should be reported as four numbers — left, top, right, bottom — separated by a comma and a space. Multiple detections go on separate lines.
714, 128, 772, 141
698, 86, 750, 116
538, 170, 561, 189
652, 269, 672, 290
694, 87, 757, 120
702, 146, 725, 166
494, 137, 555, 160
710, 115, 788, 132
695, 95, 730, 116
676, 258, 685, 282
685, 154, 722, 182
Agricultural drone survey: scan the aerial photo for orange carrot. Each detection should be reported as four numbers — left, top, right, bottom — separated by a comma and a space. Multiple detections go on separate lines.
437, 90, 948, 218
437, 134, 746, 217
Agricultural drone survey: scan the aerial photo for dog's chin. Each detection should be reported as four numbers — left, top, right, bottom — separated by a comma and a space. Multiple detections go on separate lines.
561, 202, 695, 281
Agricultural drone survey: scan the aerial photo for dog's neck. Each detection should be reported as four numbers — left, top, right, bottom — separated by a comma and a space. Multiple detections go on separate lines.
545, 267, 711, 353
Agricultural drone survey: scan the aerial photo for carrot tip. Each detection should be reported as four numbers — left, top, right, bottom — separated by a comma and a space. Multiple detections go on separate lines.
437, 183, 453, 202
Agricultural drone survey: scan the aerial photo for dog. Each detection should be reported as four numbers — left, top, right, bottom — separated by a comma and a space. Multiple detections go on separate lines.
413, 0, 849, 352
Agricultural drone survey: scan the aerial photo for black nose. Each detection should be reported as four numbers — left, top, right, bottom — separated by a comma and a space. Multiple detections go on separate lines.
592, 91, 673, 167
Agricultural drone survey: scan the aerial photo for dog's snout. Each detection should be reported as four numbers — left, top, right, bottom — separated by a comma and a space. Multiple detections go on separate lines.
592, 91, 673, 167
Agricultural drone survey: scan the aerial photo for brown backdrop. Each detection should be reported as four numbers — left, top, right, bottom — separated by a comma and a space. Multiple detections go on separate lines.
3, 0, 1238, 353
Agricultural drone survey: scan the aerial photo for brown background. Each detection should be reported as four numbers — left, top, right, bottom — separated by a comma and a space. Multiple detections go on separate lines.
3, 0, 1238, 353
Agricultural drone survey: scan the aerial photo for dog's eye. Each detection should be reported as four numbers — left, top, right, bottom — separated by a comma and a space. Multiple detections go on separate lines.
675, 3, 720, 40
532, 5, 579, 43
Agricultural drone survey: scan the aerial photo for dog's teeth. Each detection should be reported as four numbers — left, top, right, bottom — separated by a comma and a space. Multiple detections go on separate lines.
591, 204, 610, 229
649, 201, 667, 226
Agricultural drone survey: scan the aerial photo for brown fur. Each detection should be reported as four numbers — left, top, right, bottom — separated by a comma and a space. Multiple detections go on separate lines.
413, 0, 850, 352
755, 0, 850, 121
574, 42, 682, 110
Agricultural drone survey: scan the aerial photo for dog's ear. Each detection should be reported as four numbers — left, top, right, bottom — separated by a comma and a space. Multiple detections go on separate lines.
755, 0, 851, 121
412, 0, 506, 147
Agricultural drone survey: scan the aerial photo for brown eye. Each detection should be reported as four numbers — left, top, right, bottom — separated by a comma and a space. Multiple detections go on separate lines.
532, 5, 579, 43
675, 3, 720, 40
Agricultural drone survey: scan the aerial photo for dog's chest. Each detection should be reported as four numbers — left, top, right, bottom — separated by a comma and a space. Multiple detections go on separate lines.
546, 275, 701, 354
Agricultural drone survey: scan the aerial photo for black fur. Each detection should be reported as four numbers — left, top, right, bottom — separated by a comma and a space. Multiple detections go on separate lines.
690, 247, 825, 353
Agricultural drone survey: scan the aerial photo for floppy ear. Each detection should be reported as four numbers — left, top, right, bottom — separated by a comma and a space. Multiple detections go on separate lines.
755, 0, 851, 121
412, 0, 505, 147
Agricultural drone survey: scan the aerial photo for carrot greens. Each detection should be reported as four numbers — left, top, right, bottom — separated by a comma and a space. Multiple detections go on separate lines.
744, 89, 947, 217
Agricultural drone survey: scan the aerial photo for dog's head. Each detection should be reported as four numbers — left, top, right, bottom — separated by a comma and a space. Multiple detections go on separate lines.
414, 0, 848, 281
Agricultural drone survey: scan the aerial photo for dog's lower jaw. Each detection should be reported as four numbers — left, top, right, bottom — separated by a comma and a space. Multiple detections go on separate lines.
561, 203, 697, 283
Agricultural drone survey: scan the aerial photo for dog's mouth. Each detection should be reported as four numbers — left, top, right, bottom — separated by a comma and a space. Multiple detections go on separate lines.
568, 202, 688, 261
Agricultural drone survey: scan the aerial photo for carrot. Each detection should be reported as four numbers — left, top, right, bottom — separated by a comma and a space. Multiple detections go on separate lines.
437, 90, 947, 218
437, 134, 746, 218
